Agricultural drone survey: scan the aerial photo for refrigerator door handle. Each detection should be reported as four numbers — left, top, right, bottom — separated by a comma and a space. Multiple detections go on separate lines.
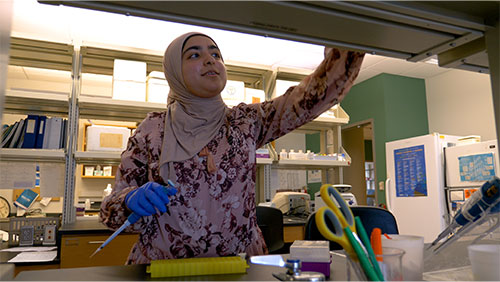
385, 178, 393, 212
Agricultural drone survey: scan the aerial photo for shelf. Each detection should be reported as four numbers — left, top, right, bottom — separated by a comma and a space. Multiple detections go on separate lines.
74, 151, 122, 164
276, 159, 349, 168
4, 89, 69, 116
81, 175, 115, 179
78, 96, 166, 122
256, 158, 273, 165
0, 148, 65, 162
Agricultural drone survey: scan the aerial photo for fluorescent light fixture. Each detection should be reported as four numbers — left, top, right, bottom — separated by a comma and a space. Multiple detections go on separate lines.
13, 0, 324, 70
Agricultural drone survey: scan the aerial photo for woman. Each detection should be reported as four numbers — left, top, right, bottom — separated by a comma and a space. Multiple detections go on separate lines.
100, 32, 364, 264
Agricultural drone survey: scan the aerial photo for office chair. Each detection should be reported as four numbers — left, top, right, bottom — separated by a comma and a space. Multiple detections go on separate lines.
304, 206, 399, 250
256, 206, 285, 254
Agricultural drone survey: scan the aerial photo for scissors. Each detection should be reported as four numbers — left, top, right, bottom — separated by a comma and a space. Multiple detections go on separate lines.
315, 184, 357, 257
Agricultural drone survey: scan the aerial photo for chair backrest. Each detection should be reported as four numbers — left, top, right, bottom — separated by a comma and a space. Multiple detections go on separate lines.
304, 206, 399, 250
351, 206, 399, 236
256, 206, 285, 254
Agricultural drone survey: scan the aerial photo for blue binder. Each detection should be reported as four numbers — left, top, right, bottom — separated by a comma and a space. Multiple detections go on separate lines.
21, 115, 40, 148
35, 116, 47, 148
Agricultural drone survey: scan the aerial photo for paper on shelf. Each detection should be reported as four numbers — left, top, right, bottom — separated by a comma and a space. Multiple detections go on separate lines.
0, 246, 57, 252
7, 250, 57, 263
0, 162, 36, 189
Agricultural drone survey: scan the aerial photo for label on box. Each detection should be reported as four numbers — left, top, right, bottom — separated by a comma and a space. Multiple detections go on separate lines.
100, 133, 123, 148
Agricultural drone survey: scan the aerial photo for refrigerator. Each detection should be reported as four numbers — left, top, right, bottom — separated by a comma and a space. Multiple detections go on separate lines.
385, 133, 462, 243
444, 139, 499, 218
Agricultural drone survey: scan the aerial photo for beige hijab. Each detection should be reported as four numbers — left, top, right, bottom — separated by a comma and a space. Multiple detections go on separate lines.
159, 32, 228, 183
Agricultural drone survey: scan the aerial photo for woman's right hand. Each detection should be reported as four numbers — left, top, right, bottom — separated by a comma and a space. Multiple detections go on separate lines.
125, 181, 177, 216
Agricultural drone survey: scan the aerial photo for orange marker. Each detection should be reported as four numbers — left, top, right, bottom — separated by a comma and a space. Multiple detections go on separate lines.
371, 228, 383, 262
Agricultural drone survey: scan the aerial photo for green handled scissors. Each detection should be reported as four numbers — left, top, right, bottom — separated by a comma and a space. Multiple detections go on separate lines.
315, 184, 357, 257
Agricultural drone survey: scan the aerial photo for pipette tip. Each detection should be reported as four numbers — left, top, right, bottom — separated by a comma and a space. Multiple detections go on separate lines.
89, 247, 101, 258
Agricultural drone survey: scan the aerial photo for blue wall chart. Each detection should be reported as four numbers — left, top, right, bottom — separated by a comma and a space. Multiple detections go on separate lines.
394, 145, 427, 197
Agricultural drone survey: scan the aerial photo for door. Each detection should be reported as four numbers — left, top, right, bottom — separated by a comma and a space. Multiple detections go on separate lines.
342, 125, 366, 205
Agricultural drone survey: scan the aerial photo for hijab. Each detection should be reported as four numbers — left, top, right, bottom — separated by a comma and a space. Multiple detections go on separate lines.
159, 32, 229, 183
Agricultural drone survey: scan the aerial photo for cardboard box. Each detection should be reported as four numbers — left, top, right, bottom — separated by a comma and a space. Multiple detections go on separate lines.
221, 80, 245, 107
146, 72, 169, 104
245, 88, 265, 104
113, 59, 146, 82
112, 80, 146, 102
86, 125, 131, 152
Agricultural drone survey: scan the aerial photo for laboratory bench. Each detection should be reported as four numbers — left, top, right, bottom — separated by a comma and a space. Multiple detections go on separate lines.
12, 251, 476, 281
282, 214, 308, 243
58, 218, 138, 268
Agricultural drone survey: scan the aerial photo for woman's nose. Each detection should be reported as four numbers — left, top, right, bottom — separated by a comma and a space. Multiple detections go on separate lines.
204, 54, 215, 65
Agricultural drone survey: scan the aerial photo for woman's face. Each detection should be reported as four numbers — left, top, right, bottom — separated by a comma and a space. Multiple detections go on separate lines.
181, 35, 227, 98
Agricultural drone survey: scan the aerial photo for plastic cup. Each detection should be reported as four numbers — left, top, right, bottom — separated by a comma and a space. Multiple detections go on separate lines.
345, 247, 404, 281
467, 244, 500, 281
381, 234, 424, 281
376, 247, 405, 281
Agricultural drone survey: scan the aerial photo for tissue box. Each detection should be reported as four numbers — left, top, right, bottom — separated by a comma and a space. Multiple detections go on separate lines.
290, 240, 331, 277
86, 125, 131, 152
146, 71, 169, 104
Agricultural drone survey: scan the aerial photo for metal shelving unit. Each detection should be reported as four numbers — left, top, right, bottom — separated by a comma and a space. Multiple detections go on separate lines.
2, 37, 353, 223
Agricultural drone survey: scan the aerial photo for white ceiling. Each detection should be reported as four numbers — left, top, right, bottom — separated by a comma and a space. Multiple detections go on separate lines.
9, 0, 456, 85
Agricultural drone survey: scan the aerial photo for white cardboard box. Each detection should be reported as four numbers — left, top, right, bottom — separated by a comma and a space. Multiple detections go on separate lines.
113, 59, 146, 82
146, 75, 169, 104
112, 80, 146, 102
86, 125, 131, 152
221, 80, 245, 107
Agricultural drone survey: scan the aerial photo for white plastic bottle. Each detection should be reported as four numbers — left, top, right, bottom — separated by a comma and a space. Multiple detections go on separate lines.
306, 150, 314, 160
103, 184, 112, 199
280, 149, 288, 160
288, 149, 297, 160
297, 150, 304, 160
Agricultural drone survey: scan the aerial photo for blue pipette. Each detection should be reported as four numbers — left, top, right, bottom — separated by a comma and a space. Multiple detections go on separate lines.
429, 177, 499, 251
90, 180, 176, 258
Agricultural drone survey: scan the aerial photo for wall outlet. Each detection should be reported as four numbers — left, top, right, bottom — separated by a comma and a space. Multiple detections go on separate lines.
43, 225, 56, 245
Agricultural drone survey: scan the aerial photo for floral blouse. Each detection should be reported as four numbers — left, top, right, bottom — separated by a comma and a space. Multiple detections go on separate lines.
100, 49, 364, 264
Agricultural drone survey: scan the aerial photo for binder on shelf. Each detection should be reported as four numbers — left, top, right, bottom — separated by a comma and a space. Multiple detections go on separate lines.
42, 117, 52, 149
59, 119, 67, 149
46, 117, 62, 149
22, 114, 40, 148
35, 116, 47, 149
9, 119, 26, 148
1, 121, 18, 148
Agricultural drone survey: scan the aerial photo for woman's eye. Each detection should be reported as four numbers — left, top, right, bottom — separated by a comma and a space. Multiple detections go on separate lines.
188, 53, 199, 59
212, 53, 221, 59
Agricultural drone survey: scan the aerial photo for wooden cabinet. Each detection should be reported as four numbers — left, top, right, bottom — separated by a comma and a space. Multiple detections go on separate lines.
60, 233, 138, 268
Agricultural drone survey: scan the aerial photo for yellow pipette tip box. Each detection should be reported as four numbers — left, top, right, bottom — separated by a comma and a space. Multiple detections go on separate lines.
146, 256, 249, 278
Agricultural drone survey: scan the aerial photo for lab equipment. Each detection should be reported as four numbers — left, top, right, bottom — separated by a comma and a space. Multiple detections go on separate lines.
272, 192, 310, 215
289, 240, 331, 277
385, 133, 463, 242
315, 184, 382, 281
90, 180, 176, 258
429, 177, 500, 253
147, 256, 248, 278
249, 255, 326, 281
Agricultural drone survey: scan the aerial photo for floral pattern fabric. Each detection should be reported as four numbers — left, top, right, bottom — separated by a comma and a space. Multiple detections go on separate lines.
100, 49, 364, 264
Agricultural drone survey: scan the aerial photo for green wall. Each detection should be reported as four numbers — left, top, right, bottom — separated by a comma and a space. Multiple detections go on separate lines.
340, 73, 429, 204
